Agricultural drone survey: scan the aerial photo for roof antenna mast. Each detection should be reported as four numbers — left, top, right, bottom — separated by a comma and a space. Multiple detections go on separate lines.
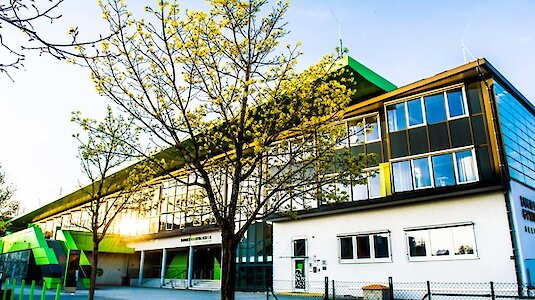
461, 20, 475, 63
330, 9, 343, 57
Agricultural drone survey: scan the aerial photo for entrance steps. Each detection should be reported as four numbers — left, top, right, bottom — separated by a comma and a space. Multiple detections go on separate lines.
165, 278, 187, 289
189, 280, 221, 291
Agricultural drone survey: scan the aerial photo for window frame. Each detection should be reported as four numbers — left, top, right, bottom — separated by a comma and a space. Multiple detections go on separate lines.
445, 87, 470, 121
453, 149, 480, 185
390, 146, 479, 192
350, 167, 381, 200
344, 113, 382, 147
292, 237, 308, 258
385, 84, 469, 133
411, 156, 433, 190
337, 231, 392, 264
404, 222, 478, 261
406, 97, 427, 129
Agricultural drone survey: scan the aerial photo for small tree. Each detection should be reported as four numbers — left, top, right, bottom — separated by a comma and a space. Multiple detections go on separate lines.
79, 1, 373, 299
0, 163, 18, 236
72, 106, 153, 300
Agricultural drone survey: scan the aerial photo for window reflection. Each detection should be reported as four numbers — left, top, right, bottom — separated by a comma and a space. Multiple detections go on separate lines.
365, 116, 380, 142
406, 224, 477, 260
432, 154, 455, 187
446, 89, 466, 118
413, 157, 432, 189
424, 93, 447, 124
407, 98, 424, 127
392, 148, 478, 192
387, 103, 407, 132
408, 231, 427, 257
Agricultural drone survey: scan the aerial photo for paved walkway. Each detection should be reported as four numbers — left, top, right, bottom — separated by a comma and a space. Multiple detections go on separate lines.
11, 286, 318, 300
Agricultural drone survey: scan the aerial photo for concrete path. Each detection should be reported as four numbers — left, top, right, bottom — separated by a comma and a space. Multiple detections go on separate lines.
11, 285, 319, 300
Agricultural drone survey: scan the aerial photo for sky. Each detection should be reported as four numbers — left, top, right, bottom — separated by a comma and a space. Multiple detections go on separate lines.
1, 0, 534, 214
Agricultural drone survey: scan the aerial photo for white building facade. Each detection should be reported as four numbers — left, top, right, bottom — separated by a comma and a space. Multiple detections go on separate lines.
271, 58, 535, 293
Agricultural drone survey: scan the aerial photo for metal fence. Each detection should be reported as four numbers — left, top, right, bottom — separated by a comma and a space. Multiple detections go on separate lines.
270, 278, 535, 300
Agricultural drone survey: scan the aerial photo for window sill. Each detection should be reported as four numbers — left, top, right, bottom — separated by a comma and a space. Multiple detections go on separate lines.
339, 258, 392, 264
407, 255, 479, 262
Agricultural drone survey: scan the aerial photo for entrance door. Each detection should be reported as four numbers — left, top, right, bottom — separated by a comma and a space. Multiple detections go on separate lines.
294, 259, 306, 290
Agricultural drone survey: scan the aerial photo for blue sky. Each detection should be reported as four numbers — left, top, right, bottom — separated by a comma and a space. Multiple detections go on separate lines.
1, 0, 534, 213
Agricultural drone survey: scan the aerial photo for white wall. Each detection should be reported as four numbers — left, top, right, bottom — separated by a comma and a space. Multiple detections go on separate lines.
127, 230, 221, 251
85, 252, 129, 285
273, 191, 516, 285
507, 180, 535, 285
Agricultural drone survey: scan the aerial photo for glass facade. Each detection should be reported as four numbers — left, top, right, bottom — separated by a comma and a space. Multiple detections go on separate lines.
495, 82, 535, 188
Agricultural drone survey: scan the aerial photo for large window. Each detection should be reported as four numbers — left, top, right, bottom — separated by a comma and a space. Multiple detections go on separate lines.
405, 223, 477, 260
387, 86, 469, 132
391, 148, 478, 193
338, 232, 391, 263
347, 114, 381, 146
351, 169, 381, 200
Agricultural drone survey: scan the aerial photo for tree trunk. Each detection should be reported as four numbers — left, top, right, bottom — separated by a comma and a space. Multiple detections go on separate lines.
220, 230, 237, 300
89, 239, 100, 300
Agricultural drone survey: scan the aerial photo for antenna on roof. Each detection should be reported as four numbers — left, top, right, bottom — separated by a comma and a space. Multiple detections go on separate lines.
461, 20, 476, 63
330, 9, 343, 56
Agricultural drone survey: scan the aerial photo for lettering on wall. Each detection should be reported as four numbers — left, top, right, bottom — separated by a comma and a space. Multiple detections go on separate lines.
180, 235, 212, 243
520, 196, 535, 235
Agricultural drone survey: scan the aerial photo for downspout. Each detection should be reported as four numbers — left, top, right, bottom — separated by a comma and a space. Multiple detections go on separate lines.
481, 66, 523, 290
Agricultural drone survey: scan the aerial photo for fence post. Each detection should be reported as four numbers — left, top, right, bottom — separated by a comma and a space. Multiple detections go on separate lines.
426, 281, 432, 300
40, 284, 46, 300
332, 279, 336, 300
54, 283, 61, 300
29, 281, 35, 300
18, 280, 25, 300
2, 278, 9, 300
10, 278, 15, 300
388, 277, 394, 300
324, 277, 329, 300
490, 281, 495, 300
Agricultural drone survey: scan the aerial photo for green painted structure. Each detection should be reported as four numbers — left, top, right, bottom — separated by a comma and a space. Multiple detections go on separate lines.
165, 252, 188, 279
1, 226, 58, 265
0, 226, 134, 289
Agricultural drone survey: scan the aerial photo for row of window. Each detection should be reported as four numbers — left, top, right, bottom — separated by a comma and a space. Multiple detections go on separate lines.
291, 223, 477, 264
392, 148, 478, 193
336, 223, 477, 263
387, 87, 469, 132
279, 147, 480, 209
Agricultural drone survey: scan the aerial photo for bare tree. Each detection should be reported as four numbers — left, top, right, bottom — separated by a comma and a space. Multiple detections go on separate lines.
72, 106, 155, 300
0, 0, 110, 79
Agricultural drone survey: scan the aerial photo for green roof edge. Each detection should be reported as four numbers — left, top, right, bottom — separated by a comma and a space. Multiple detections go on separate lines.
343, 56, 397, 92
